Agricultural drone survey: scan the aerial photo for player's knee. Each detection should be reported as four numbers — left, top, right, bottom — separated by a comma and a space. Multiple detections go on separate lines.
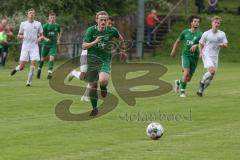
99, 74, 109, 85
19, 66, 24, 71
210, 72, 215, 80
99, 78, 109, 86
19, 64, 25, 70
183, 72, 190, 79
30, 65, 35, 70
79, 72, 86, 80
187, 76, 192, 82
208, 67, 215, 74
30, 61, 36, 65
210, 70, 215, 75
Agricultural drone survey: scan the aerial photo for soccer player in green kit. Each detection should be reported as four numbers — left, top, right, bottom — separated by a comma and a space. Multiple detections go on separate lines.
37, 13, 61, 79
170, 15, 202, 97
68, 11, 126, 116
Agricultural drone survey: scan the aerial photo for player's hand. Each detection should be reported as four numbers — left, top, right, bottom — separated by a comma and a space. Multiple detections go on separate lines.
7, 32, 13, 36
190, 45, 197, 52
170, 51, 176, 57
94, 36, 104, 44
57, 40, 60, 45
37, 37, 42, 43
17, 35, 24, 40
218, 43, 227, 48
199, 53, 203, 59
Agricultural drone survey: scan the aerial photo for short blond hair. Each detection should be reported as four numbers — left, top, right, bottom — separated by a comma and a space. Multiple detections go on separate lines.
211, 16, 222, 22
96, 11, 109, 19
151, 9, 157, 13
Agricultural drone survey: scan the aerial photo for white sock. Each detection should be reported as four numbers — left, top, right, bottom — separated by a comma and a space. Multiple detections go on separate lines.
83, 83, 90, 97
16, 65, 20, 71
72, 70, 81, 79
27, 65, 35, 84
3, 52, 6, 58
204, 79, 211, 89
80, 65, 88, 72
80, 50, 88, 72
87, 83, 90, 88
180, 89, 185, 92
199, 79, 211, 93
201, 71, 212, 83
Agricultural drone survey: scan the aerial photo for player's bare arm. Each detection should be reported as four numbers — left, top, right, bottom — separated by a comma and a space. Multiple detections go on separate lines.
198, 43, 204, 59
170, 38, 180, 57
118, 33, 128, 62
218, 43, 228, 48
190, 44, 198, 52
154, 15, 160, 23
17, 33, 24, 40
57, 31, 62, 44
82, 36, 103, 49
38, 32, 50, 42
37, 33, 49, 43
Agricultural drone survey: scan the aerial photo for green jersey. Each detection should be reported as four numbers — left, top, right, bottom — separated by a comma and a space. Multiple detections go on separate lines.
43, 23, 61, 46
83, 25, 120, 61
179, 29, 202, 57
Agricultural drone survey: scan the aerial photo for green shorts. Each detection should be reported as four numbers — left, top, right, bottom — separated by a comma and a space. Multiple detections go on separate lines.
41, 45, 57, 57
181, 55, 199, 76
84, 54, 111, 82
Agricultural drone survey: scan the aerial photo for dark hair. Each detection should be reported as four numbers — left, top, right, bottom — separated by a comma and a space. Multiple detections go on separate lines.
25, 8, 35, 15
109, 16, 114, 21
189, 15, 201, 23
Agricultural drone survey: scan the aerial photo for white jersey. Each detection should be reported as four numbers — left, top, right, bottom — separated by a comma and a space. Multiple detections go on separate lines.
199, 29, 228, 57
19, 20, 43, 50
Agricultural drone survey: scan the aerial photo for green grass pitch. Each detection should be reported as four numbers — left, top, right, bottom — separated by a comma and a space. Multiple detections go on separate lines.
0, 60, 240, 160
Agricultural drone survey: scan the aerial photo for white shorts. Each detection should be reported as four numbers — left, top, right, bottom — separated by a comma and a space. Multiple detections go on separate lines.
80, 49, 88, 72
202, 54, 218, 69
20, 46, 40, 62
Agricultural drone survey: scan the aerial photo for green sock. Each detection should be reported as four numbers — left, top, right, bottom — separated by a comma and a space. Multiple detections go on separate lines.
180, 80, 187, 92
39, 61, 44, 69
48, 61, 54, 72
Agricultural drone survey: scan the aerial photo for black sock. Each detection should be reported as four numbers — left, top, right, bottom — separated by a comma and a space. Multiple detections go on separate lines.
39, 61, 44, 69
100, 85, 107, 91
89, 88, 98, 109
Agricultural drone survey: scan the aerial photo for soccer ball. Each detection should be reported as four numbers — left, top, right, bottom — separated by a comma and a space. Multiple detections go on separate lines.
146, 122, 164, 140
